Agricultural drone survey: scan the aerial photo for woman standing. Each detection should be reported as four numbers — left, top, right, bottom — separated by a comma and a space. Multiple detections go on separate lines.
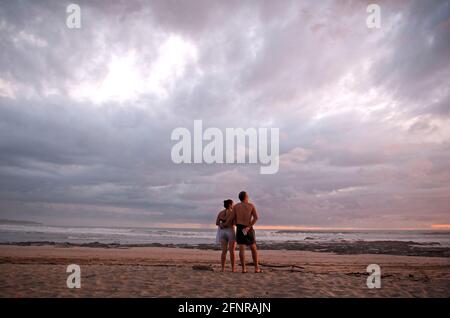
215, 199, 236, 272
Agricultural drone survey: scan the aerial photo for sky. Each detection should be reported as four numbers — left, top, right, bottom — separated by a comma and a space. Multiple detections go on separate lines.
0, 0, 449, 229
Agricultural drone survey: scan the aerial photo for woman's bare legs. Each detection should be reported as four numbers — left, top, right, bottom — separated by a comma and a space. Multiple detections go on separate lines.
228, 241, 236, 272
220, 240, 228, 272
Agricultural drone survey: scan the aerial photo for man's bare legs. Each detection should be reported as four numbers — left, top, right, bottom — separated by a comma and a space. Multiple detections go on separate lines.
239, 244, 261, 273
250, 243, 262, 273
228, 241, 236, 272
239, 244, 247, 273
220, 240, 228, 272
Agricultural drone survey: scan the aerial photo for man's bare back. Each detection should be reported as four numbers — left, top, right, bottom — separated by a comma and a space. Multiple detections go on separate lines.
231, 202, 258, 226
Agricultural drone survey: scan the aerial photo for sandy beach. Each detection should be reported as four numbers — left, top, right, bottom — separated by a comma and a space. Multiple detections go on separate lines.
0, 245, 449, 298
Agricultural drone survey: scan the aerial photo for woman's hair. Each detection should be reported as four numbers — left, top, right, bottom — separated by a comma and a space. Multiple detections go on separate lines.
223, 199, 233, 209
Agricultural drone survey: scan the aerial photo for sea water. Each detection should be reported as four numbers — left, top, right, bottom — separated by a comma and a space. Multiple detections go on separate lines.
0, 223, 449, 247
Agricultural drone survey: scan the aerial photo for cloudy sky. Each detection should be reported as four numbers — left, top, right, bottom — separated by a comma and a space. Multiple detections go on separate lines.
0, 0, 449, 229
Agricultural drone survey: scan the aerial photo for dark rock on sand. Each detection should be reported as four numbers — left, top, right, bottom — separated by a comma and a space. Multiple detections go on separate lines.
2, 240, 449, 258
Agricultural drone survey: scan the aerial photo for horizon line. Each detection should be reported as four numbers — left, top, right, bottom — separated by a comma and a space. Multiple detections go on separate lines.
3, 219, 449, 231
41, 222, 450, 231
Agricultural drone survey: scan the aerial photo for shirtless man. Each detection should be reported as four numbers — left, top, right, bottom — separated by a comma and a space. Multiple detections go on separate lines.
224, 191, 262, 273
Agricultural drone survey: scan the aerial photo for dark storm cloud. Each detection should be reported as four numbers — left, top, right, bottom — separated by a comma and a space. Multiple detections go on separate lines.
0, 0, 449, 228
370, 0, 450, 116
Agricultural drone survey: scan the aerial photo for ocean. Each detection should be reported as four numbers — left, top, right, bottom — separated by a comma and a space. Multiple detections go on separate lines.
1, 223, 449, 247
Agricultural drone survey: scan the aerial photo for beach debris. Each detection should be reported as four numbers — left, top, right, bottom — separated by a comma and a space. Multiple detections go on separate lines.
346, 272, 394, 278
242, 262, 304, 272
192, 265, 213, 271
346, 272, 369, 277
255, 262, 304, 269
407, 273, 430, 282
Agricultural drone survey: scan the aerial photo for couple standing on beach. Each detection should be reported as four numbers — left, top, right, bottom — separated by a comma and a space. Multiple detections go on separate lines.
215, 191, 262, 273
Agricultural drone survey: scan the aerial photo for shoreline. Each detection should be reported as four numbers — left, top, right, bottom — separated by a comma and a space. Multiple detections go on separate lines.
1, 239, 449, 258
